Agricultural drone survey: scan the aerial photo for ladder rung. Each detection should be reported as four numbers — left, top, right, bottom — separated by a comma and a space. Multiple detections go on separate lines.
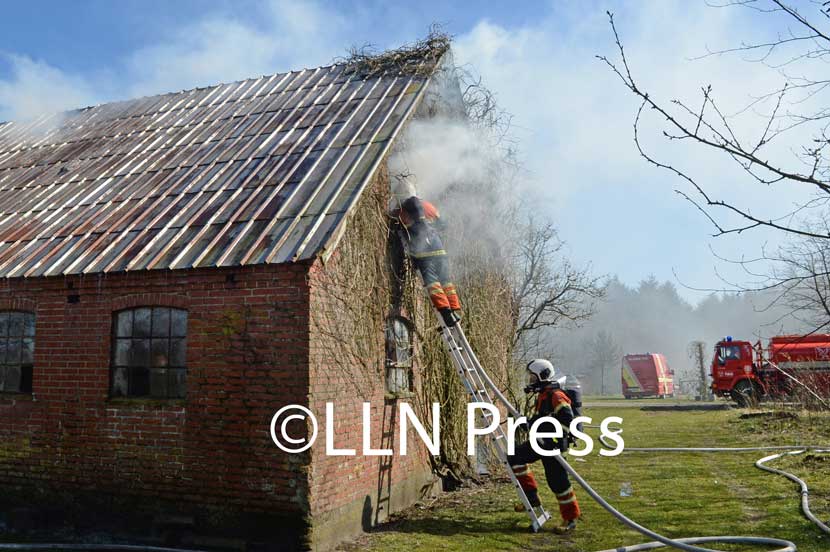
434, 309, 551, 533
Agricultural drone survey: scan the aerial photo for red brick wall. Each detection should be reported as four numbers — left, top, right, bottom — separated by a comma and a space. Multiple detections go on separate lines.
0, 264, 312, 540
305, 171, 434, 544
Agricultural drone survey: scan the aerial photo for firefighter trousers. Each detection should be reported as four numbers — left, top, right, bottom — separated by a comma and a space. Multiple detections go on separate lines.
413, 253, 461, 311
507, 440, 580, 522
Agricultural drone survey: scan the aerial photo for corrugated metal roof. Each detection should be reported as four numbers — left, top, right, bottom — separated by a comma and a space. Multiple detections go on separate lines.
0, 61, 434, 278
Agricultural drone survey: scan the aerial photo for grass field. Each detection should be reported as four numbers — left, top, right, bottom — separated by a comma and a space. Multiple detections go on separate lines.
341, 405, 830, 552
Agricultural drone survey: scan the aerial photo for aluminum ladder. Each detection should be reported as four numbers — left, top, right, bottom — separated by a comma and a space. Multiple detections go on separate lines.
435, 312, 552, 532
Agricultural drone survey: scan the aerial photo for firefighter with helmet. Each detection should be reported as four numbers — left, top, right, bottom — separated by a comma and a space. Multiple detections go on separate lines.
508, 358, 581, 533
387, 180, 461, 327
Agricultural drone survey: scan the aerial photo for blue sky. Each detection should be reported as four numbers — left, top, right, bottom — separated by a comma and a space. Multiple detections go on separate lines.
0, 1, 812, 303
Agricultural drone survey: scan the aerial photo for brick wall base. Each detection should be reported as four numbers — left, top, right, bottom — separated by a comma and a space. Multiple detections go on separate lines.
0, 483, 309, 551
309, 468, 437, 551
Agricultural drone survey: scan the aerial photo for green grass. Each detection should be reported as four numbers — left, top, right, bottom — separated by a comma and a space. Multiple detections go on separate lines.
341, 407, 830, 552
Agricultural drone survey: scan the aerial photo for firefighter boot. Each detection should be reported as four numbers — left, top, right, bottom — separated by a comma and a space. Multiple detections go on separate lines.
439, 308, 459, 327
552, 519, 577, 535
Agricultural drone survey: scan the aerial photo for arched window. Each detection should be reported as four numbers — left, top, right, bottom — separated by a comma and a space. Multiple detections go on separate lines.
111, 307, 187, 399
386, 316, 413, 394
0, 311, 35, 393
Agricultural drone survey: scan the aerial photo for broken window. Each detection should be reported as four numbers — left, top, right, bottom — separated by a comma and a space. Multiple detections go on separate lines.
111, 307, 187, 399
386, 316, 413, 394
0, 311, 35, 394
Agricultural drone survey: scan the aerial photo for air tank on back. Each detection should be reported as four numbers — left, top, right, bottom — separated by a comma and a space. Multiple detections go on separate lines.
562, 375, 583, 432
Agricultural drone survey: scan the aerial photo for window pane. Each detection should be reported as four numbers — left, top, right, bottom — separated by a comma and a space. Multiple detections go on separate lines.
392, 318, 412, 365
111, 308, 187, 398
393, 319, 408, 341
21, 338, 34, 365
8, 313, 23, 337
112, 366, 128, 396
116, 311, 133, 337
23, 314, 35, 337
20, 365, 32, 393
387, 367, 409, 393
4, 365, 20, 392
0, 367, 6, 391
133, 308, 152, 338
169, 369, 186, 398
170, 338, 186, 366
152, 308, 171, 337
171, 309, 188, 337
150, 368, 168, 397
152, 339, 169, 367
0, 339, 7, 365
129, 366, 150, 396
130, 339, 150, 367
6, 340, 20, 365
114, 339, 131, 366
0, 313, 8, 337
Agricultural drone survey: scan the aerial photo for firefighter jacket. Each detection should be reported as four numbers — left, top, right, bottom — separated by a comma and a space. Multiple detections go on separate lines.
390, 197, 447, 259
528, 383, 574, 450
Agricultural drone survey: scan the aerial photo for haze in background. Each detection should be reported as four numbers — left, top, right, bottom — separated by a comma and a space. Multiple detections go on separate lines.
547, 277, 807, 396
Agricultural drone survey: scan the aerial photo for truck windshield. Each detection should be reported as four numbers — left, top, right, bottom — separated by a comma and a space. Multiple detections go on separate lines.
718, 345, 741, 361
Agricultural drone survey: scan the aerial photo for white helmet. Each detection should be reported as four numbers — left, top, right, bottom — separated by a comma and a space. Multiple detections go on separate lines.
391, 179, 417, 202
526, 359, 555, 382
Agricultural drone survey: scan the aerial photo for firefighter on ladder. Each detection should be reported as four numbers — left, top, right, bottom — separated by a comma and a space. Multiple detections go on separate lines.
508, 359, 581, 534
388, 181, 462, 327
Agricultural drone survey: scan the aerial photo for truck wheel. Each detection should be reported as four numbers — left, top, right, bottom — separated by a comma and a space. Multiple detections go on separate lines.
732, 380, 758, 408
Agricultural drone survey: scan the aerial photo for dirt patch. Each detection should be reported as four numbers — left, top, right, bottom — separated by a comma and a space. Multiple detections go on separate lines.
708, 463, 767, 526
738, 411, 799, 421
802, 453, 830, 467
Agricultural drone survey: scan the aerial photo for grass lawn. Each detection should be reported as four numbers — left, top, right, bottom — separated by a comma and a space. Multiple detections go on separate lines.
341, 406, 830, 552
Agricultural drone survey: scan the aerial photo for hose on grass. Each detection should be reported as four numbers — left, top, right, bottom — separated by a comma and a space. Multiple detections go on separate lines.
558, 430, 830, 552
449, 323, 825, 550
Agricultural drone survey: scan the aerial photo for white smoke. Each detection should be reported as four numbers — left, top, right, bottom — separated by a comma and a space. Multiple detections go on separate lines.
0, 54, 97, 123
387, 82, 521, 271
389, 48, 540, 268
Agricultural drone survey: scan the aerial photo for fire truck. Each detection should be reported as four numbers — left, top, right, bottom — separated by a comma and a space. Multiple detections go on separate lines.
710, 335, 830, 406
621, 353, 675, 399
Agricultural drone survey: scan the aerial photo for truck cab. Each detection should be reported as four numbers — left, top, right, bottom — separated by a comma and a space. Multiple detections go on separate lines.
710, 337, 759, 406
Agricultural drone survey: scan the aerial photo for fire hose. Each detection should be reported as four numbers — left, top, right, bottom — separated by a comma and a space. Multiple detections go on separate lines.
551, 429, 830, 552
468, 351, 829, 551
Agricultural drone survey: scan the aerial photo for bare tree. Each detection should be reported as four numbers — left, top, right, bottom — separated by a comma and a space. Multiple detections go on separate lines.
511, 217, 605, 358
599, 2, 830, 240
598, 1, 830, 338
737, 224, 830, 329
688, 340, 712, 400
589, 330, 621, 395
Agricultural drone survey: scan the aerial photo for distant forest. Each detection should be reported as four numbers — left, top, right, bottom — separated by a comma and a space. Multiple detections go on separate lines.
545, 276, 807, 396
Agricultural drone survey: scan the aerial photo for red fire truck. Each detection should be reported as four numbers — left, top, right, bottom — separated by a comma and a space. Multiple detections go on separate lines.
710, 335, 830, 406
621, 353, 675, 399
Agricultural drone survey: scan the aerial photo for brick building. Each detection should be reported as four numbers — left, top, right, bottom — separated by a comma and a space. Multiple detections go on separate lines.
0, 51, 455, 550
